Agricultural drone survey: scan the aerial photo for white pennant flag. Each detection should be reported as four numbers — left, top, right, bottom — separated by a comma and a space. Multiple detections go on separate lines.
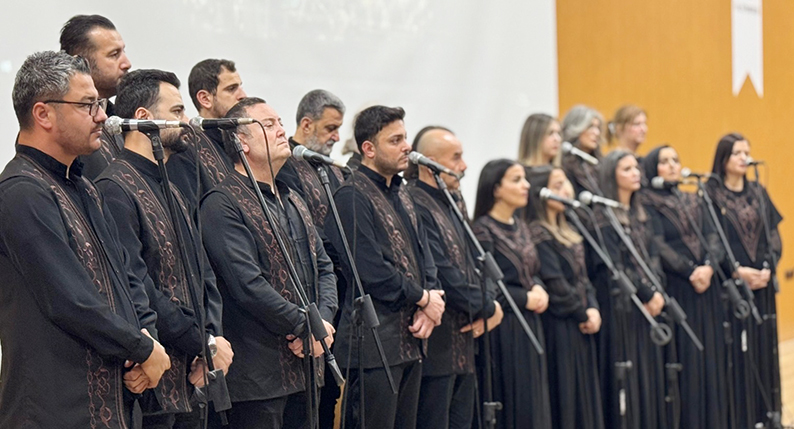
732, 0, 763, 97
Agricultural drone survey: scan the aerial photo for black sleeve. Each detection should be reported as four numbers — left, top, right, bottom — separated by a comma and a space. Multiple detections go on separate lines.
602, 224, 655, 303
201, 248, 224, 337
313, 225, 339, 322
0, 178, 154, 364
417, 204, 484, 315
762, 186, 783, 263
473, 221, 529, 311
325, 186, 425, 309
201, 191, 306, 336
97, 178, 203, 356
535, 240, 589, 323
416, 206, 440, 293
646, 206, 695, 279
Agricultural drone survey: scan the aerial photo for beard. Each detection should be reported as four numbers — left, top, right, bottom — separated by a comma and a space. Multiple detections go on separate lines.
305, 134, 334, 156
162, 128, 189, 154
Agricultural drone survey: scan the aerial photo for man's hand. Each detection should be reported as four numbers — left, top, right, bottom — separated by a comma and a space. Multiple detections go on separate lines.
421, 290, 446, 326
212, 336, 234, 375
526, 286, 549, 314
286, 334, 325, 359
322, 320, 335, 349
188, 357, 208, 388
409, 310, 435, 339
123, 360, 150, 394
460, 301, 504, 338
139, 329, 171, 388
643, 292, 665, 317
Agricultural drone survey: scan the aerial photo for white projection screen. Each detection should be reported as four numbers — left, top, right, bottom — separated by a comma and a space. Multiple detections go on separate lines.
0, 0, 559, 362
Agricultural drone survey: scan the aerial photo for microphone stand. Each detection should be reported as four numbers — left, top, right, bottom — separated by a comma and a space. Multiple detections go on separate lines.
750, 167, 783, 428
314, 165, 397, 429
603, 206, 704, 352
230, 135, 343, 429
142, 129, 231, 426
669, 186, 746, 429
566, 209, 672, 429
433, 172, 543, 429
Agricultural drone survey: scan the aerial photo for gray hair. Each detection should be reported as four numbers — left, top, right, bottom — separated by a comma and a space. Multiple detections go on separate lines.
561, 104, 604, 143
295, 89, 345, 125
13, 51, 91, 129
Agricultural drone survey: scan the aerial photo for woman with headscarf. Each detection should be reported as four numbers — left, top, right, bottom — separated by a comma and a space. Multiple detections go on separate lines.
640, 145, 728, 429
472, 159, 551, 429
526, 166, 604, 429
706, 133, 783, 428
591, 150, 668, 429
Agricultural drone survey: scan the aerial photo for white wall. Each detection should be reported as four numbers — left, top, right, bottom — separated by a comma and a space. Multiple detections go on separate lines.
0, 0, 558, 361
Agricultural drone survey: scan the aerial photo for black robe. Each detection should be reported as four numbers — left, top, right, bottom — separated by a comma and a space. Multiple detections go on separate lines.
529, 221, 604, 429
707, 179, 783, 428
0, 145, 157, 428
201, 171, 338, 402
324, 165, 439, 369
588, 206, 669, 429
640, 188, 729, 429
97, 149, 225, 415
472, 215, 551, 429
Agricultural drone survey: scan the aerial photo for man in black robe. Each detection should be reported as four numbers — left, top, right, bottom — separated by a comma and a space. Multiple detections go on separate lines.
201, 97, 338, 428
279, 89, 347, 428
0, 50, 170, 429
167, 59, 248, 204
96, 69, 232, 428
60, 14, 132, 179
406, 126, 503, 429
324, 105, 445, 429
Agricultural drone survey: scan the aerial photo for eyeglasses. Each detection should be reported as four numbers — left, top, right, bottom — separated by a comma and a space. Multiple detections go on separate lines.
44, 98, 108, 117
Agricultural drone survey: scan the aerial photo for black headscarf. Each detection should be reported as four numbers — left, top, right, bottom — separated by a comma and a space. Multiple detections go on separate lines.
640, 144, 670, 192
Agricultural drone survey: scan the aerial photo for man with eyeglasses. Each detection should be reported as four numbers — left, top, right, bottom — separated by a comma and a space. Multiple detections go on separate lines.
0, 51, 171, 428
60, 14, 132, 179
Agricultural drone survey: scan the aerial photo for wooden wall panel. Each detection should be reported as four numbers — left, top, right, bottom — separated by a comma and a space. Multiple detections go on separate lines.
557, 0, 794, 339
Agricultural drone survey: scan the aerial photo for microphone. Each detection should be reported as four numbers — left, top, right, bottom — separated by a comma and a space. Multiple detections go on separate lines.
561, 141, 599, 165
680, 168, 713, 179
189, 116, 255, 131
650, 176, 678, 190
293, 145, 348, 169
408, 151, 462, 179
745, 156, 764, 166
539, 187, 581, 208
578, 190, 624, 209
104, 116, 184, 135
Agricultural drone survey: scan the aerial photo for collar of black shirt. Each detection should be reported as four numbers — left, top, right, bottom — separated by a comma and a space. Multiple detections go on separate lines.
358, 164, 404, 193
16, 143, 84, 180
119, 148, 163, 182
414, 179, 454, 206
231, 168, 292, 199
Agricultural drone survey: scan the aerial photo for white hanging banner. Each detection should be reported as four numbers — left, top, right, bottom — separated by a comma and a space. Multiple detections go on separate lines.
732, 0, 763, 96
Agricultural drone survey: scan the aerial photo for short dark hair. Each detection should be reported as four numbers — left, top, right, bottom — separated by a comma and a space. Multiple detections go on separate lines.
188, 59, 237, 111
60, 15, 116, 56
13, 51, 91, 129
295, 89, 346, 125
115, 69, 181, 120
222, 97, 267, 160
711, 132, 748, 180
404, 125, 453, 180
473, 159, 521, 220
353, 105, 405, 152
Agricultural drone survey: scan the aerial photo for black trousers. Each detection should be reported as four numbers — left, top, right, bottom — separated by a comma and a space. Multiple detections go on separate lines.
319, 361, 342, 429
228, 392, 308, 429
417, 373, 476, 429
142, 408, 202, 429
344, 360, 423, 429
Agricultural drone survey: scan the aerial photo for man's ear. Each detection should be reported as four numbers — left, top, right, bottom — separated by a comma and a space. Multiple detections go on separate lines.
298, 117, 313, 135
361, 140, 376, 159
134, 107, 152, 120
196, 89, 213, 111
30, 102, 55, 131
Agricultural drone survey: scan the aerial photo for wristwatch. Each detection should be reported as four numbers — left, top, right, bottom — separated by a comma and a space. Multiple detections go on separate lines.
208, 334, 218, 358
